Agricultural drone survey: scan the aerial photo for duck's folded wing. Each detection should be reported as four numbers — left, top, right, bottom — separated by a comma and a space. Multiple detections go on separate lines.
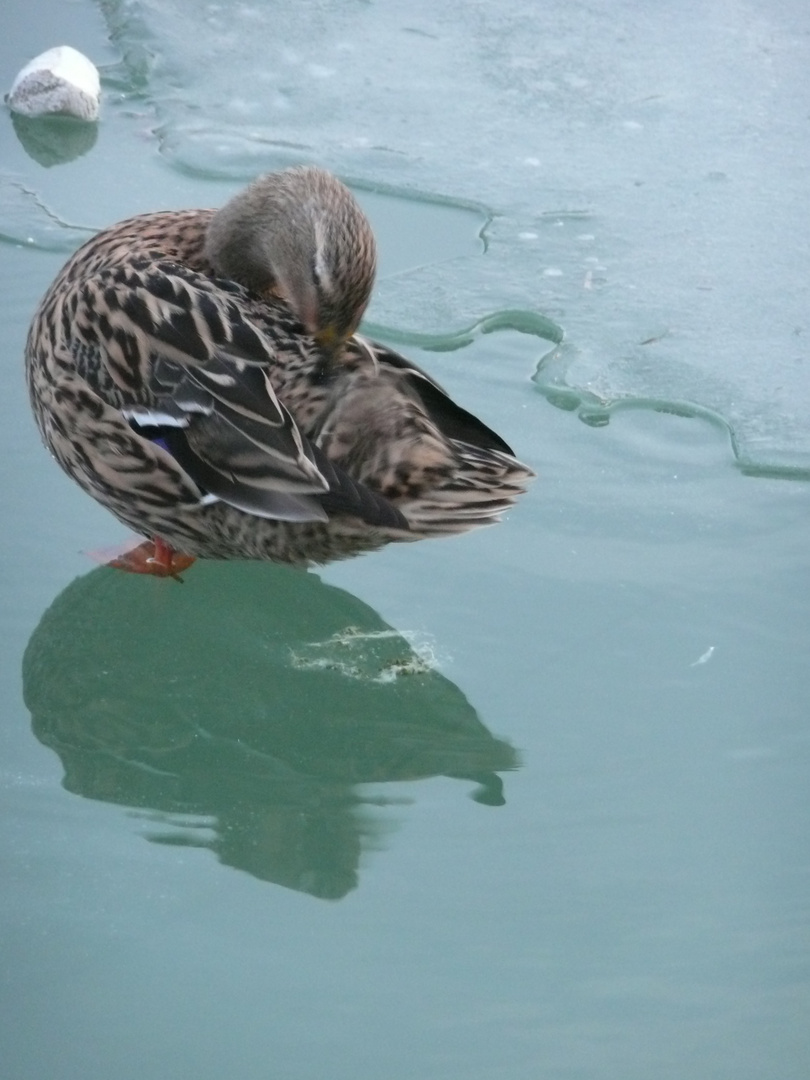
74, 258, 326, 493
149, 358, 327, 495
75, 259, 407, 529
151, 413, 408, 529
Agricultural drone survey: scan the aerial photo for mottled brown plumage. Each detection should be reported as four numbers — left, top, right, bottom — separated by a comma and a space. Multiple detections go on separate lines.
25, 166, 533, 566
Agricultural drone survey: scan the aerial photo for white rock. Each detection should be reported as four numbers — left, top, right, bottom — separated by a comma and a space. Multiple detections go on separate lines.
7, 46, 100, 121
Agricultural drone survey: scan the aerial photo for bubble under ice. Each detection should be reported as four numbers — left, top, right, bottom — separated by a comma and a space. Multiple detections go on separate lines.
71, 1, 810, 467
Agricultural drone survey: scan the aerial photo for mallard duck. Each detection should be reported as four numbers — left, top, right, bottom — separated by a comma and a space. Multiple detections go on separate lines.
26, 166, 533, 574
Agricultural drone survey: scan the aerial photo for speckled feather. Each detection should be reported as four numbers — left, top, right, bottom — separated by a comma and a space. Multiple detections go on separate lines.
26, 167, 533, 565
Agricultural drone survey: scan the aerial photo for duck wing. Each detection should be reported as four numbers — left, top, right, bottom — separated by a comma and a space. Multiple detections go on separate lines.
74, 258, 407, 528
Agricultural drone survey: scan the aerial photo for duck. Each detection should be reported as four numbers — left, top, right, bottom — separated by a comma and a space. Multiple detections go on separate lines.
25, 165, 534, 575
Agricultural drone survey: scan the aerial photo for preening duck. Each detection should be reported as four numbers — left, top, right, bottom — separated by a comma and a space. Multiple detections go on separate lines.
25, 166, 533, 574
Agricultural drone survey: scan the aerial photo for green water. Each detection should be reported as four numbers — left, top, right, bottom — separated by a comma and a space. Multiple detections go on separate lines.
2, 2, 808, 1078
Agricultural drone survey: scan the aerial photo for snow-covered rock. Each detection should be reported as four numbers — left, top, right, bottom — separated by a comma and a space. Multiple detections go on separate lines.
7, 46, 100, 121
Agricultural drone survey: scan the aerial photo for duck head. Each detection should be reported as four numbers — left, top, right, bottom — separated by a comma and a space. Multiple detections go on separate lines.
205, 166, 377, 353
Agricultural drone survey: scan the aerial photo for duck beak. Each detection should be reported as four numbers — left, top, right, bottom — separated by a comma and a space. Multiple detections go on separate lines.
314, 324, 346, 359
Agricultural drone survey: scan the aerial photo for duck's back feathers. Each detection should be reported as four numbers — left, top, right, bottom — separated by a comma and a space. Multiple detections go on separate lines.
361, 338, 516, 456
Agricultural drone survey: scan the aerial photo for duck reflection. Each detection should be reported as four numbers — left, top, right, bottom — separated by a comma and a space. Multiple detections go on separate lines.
22, 562, 518, 899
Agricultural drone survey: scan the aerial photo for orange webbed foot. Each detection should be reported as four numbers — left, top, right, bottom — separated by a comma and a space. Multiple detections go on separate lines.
87, 537, 196, 580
